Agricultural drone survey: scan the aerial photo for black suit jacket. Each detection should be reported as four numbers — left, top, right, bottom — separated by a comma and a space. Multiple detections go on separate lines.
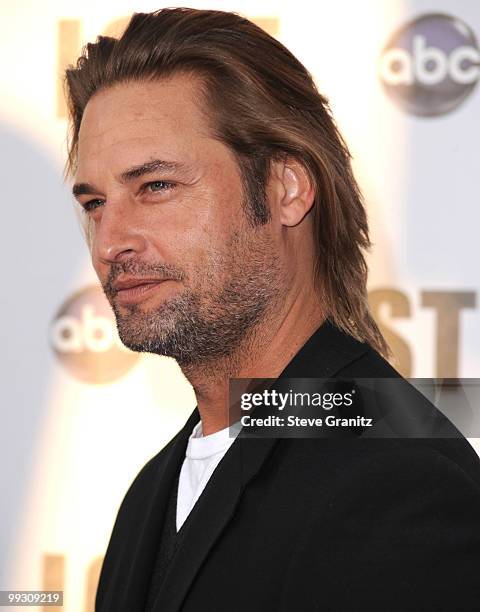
96, 319, 480, 611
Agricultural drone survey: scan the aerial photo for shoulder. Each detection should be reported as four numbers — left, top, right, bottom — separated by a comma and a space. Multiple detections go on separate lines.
302, 443, 480, 559
278, 444, 480, 609
332, 343, 480, 482
334, 443, 480, 501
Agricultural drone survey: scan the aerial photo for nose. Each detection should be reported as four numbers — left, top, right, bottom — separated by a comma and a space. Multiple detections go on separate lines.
92, 198, 147, 265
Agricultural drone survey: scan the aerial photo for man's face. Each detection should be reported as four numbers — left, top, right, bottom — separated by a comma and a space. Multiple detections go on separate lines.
74, 75, 286, 366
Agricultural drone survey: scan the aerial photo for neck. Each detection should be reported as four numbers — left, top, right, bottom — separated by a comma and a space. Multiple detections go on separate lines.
181, 288, 325, 436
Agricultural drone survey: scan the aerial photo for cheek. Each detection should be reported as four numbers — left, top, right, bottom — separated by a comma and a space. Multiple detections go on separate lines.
180, 199, 244, 265
146, 214, 218, 280
187, 223, 231, 276
182, 218, 244, 286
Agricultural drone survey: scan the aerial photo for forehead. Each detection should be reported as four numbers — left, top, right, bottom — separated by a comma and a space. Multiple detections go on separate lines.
76, 74, 214, 178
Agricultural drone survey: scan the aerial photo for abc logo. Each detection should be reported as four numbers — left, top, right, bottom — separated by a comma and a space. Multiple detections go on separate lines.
379, 13, 480, 116
50, 285, 140, 384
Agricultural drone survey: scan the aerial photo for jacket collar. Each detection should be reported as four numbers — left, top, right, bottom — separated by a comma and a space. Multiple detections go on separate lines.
238, 317, 370, 484
278, 316, 369, 378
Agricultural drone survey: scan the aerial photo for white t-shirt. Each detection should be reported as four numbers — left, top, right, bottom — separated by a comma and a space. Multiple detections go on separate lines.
176, 419, 241, 532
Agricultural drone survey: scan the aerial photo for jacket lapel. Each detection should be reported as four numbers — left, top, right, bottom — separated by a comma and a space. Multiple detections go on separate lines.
151, 433, 247, 612
117, 408, 200, 611
151, 318, 370, 612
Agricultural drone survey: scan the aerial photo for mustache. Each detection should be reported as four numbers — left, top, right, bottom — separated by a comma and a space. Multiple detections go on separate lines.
103, 260, 186, 298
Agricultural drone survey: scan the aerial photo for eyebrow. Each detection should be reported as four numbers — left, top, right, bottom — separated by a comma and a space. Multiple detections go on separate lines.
72, 182, 98, 197
72, 159, 186, 198
119, 159, 185, 182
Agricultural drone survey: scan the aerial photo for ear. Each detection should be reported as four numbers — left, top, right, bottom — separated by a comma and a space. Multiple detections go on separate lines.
269, 156, 315, 227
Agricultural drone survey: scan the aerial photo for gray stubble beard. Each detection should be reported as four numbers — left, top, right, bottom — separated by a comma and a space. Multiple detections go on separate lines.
110, 224, 286, 371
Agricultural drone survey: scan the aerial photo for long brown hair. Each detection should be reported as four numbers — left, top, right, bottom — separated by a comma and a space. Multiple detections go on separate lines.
65, 7, 389, 356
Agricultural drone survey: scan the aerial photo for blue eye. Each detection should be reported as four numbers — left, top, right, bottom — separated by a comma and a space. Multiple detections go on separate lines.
79, 181, 175, 214
146, 181, 175, 193
82, 199, 104, 213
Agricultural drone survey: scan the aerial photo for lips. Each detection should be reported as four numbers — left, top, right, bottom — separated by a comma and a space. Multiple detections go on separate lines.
113, 278, 169, 305
113, 277, 167, 291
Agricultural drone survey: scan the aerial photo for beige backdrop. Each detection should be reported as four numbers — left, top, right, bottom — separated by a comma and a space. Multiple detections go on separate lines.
1, 1, 478, 610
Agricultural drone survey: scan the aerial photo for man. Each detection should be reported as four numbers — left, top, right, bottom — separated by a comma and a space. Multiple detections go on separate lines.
64, 8, 480, 611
